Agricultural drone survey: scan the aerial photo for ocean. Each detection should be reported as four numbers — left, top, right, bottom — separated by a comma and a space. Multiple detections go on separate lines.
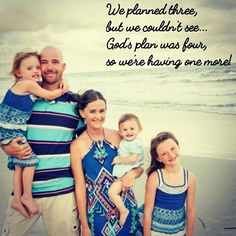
1, 65, 236, 115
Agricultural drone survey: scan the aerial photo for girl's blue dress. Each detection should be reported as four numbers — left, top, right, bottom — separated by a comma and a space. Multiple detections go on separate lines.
138, 168, 188, 236
0, 89, 38, 170
82, 139, 139, 236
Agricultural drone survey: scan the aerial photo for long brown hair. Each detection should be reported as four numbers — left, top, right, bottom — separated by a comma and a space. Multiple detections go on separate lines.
147, 131, 179, 176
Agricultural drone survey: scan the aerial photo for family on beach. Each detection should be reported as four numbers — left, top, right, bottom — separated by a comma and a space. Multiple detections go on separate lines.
0, 46, 196, 236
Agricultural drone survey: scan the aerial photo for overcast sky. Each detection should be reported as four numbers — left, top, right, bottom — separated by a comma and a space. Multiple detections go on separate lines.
0, 0, 235, 74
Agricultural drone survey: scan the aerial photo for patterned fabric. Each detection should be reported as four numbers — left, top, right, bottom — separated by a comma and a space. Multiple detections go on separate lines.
0, 89, 38, 170
82, 140, 139, 236
138, 168, 188, 236
27, 92, 85, 198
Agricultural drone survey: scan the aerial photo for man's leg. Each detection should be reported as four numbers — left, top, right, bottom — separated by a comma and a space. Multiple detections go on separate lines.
1, 197, 40, 236
41, 192, 81, 236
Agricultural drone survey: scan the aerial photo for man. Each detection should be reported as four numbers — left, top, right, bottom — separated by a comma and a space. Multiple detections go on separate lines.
1, 46, 83, 236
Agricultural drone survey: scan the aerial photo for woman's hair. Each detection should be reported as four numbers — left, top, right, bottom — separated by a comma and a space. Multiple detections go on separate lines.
147, 131, 179, 176
76, 89, 106, 111
73, 90, 106, 136
118, 113, 142, 130
10, 51, 39, 81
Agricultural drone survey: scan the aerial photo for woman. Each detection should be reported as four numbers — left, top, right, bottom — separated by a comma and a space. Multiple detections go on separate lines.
70, 90, 143, 236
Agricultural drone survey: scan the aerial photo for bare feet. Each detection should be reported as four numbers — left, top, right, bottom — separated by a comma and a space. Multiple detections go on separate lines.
119, 209, 129, 226
21, 195, 39, 215
11, 198, 29, 218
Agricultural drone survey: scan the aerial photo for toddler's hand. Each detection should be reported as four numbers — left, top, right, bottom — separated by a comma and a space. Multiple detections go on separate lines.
59, 79, 69, 93
112, 156, 120, 165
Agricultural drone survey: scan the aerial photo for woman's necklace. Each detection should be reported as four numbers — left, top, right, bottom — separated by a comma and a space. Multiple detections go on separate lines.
86, 129, 108, 164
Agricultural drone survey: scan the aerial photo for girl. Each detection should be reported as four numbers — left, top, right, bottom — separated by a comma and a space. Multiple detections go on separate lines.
141, 131, 196, 236
0, 51, 68, 217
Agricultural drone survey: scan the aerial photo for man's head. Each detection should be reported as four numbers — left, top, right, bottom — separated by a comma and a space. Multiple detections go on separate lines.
40, 46, 66, 89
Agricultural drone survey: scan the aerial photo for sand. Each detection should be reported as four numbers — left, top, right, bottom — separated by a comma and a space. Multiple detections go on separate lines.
1, 105, 236, 236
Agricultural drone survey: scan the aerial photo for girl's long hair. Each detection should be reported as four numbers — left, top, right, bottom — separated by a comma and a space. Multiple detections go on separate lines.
147, 131, 179, 176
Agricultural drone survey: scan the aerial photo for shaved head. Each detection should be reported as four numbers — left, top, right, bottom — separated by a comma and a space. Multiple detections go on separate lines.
40, 46, 64, 62
40, 46, 66, 89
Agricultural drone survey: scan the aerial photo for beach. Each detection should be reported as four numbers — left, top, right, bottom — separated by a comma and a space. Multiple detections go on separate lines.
0, 104, 236, 235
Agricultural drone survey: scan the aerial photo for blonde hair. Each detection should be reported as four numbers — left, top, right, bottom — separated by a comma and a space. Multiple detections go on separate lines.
118, 113, 142, 131
10, 51, 39, 81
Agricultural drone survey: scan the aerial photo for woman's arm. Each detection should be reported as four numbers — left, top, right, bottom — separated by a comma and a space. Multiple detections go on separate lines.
119, 167, 144, 192
70, 139, 92, 236
143, 172, 158, 236
186, 172, 197, 236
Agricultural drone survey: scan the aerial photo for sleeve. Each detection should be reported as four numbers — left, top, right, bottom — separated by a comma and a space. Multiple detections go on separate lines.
74, 117, 86, 138
128, 138, 144, 162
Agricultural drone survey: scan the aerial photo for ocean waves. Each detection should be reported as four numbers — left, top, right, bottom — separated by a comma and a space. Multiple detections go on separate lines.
1, 65, 236, 115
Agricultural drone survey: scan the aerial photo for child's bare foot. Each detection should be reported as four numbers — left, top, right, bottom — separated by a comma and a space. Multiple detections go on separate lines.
11, 198, 29, 218
119, 209, 129, 226
21, 195, 39, 215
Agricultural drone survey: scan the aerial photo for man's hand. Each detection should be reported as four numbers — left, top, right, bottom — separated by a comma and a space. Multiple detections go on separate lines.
1, 137, 32, 159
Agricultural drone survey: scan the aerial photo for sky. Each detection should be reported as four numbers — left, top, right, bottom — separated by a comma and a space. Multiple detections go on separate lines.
0, 0, 235, 74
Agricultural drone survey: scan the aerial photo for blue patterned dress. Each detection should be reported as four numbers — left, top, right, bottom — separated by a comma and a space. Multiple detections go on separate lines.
138, 168, 188, 236
82, 139, 139, 236
0, 89, 38, 170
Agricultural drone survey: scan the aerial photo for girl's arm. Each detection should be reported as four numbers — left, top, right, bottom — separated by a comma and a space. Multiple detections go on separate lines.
143, 172, 158, 236
186, 172, 197, 236
70, 139, 92, 236
59, 79, 69, 92
22, 80, 66, 100
112, 153, 138, 165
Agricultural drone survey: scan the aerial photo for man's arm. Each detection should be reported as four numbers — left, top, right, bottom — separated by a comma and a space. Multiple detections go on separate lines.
1, 137, 32, 159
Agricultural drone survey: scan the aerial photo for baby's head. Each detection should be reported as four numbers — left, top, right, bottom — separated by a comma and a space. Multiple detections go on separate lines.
118, 113, 142, 141
11, 51, 41, 82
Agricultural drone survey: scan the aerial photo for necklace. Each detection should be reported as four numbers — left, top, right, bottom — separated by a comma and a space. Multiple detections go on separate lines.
86, 129, 108, 164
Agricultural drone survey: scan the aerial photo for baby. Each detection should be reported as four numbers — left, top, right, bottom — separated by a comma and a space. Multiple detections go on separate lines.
108, 113, 144, 225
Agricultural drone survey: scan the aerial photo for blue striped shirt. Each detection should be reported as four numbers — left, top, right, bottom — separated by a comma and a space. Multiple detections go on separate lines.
27, 92, 84, 198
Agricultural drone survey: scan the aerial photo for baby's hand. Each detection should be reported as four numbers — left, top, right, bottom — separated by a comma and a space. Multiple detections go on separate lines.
59, 79, 69, 93
112, 156, 121, 165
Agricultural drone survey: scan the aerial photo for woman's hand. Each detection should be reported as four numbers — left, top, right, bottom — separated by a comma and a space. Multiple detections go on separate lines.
1, 137, 32, 159
119, 170, 136, 192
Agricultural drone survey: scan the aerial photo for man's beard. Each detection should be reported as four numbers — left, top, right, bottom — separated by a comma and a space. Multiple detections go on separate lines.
42, 75, 61, 85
